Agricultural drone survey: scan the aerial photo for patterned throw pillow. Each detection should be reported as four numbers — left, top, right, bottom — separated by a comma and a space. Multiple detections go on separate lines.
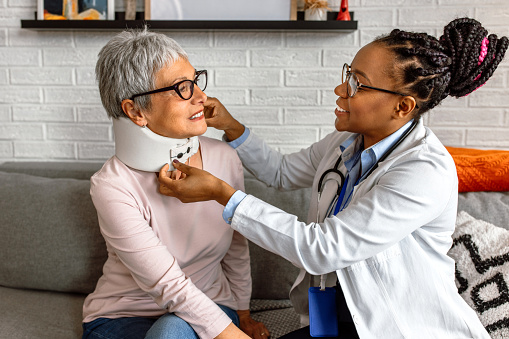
448, 211, 509, 338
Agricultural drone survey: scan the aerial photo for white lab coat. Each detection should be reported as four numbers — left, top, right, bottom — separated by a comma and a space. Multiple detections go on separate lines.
231, 120, 489, 338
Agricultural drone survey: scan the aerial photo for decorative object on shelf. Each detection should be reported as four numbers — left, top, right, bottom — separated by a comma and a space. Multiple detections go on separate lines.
303, 0, 330, 21
145, 0, 293, 21
37, 0, 115, 20
336, 0, 351, 21
124, 0, 136, 20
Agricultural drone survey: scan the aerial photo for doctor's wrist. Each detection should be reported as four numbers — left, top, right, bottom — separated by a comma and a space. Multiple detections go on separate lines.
215, 180, 237, 207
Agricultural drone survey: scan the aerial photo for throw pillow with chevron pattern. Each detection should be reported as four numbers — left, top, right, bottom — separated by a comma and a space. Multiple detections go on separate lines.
448, 211, 509, 339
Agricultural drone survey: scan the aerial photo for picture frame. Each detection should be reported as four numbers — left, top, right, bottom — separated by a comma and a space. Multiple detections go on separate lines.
145, 0, 296, 21
37, 0, 115, 20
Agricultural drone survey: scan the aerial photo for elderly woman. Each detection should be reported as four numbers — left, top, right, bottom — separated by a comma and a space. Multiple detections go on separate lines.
82, 29, 268, 339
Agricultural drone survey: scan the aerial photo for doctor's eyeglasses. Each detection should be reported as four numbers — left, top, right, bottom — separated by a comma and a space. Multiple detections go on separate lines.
130, 70, 208, 101
342, 63, 409, 98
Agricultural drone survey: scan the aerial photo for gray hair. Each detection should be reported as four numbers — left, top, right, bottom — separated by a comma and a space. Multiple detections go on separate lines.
96, 28, 188, 119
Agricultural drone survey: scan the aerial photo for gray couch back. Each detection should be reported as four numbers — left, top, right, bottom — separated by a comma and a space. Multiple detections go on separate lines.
0, 161, 507, 299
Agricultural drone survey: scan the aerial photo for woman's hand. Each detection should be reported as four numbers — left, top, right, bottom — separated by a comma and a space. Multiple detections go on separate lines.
158, 160, 237, 206
204, 97, 245, 141
237, 310, 271, 339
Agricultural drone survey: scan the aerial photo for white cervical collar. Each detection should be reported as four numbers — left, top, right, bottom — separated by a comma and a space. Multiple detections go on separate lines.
113, 117, 199, 172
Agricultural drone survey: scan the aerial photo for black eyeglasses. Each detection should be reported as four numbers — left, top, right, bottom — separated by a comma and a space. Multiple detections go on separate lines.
342, 64, 409, 98
130, 70, 207, 101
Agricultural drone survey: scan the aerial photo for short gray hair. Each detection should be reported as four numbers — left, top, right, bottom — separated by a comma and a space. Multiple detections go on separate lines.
96, 28, 188, 119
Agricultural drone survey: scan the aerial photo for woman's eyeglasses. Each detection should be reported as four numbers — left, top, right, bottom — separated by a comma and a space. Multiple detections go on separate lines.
342, 63, 409, 98
130, 70, 208, 101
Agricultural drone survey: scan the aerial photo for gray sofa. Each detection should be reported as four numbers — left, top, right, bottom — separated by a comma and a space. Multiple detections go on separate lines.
0, 161, 508, 339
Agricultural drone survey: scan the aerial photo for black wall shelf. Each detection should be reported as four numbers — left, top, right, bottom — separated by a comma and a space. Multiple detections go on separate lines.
21, 11, 357, 32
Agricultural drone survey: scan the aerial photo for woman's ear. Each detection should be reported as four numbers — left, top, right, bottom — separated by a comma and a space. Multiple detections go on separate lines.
121, 99, 147, 127
394, 96, 417, 119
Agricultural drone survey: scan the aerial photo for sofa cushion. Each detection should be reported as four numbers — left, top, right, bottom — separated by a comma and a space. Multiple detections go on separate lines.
448, 211, 509, 338
0, 171, 107, 294
458, 191, 509, 231
244, 172, 307, 300
0, 285, 85, 338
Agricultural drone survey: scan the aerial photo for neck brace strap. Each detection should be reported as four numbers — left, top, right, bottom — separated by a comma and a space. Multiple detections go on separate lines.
113, 117, 199, 172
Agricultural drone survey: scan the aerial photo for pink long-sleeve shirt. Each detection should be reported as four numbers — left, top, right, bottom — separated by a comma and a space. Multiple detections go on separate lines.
83, 136, 251, 339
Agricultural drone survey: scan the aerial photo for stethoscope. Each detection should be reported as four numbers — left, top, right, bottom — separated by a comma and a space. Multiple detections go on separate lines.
316, 119, 418, 221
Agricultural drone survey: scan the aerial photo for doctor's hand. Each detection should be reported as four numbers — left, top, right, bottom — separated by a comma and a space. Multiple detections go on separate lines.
204, 97, 245, 142
158, 160, 237, 206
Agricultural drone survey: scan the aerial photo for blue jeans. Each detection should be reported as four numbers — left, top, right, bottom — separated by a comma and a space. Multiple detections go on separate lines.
82, 304, 240, 339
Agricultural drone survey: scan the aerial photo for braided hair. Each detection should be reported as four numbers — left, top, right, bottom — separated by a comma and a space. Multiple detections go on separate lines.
374, 17, 508, 119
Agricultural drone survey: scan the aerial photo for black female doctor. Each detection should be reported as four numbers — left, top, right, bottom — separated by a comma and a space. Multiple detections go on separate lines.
158, 18, 507, 338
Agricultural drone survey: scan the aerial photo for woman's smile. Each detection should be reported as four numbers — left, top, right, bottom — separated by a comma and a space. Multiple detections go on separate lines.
335, 105, 349, 116
190, 111, 204, 120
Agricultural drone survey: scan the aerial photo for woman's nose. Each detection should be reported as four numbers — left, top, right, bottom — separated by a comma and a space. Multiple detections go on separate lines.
335, 81, 348, 98
192, 86, 207, 103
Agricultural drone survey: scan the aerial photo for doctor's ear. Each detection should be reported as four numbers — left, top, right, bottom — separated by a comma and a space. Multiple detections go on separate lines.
121, 99, 147, 127
394, 96, 417, 119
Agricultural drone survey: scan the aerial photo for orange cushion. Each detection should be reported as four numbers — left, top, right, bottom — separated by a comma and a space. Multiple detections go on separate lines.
445, 146, 509, 192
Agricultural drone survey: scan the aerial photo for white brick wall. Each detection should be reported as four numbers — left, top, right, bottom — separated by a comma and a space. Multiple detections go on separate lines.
0, 0, 508, 163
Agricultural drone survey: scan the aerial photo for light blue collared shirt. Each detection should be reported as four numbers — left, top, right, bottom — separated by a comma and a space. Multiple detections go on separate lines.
333, 119, 415, 214
222, 121, 414, 223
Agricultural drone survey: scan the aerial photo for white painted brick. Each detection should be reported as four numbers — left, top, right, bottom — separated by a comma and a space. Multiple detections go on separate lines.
0, 9, 33, 27
438, 95, 468, 108
321, 89, 340, 106
466, 128, 509, 147
354, 9, 394, 28
320, 126, 337, 139
215, 69, 281, 87
468, 89, 509, 108
0, 123, 43, 140
202, 128, 223, 141
0, 68, 7, 84
429, 108, 503, 127
0, 47, 40, 66
477, 7, 509, 26
204, 89, 247, 105
13, 106, 75, 122
47, 123, 110, 141
43, 48, 99, 66
0, 105, 9, 121
0, 86, 40, 103
251, 89, 318, 106
0, 141, 13, 158
9, 29, 73, 47
186, 49, 247, 67
73, 31, 117, 47
364, 0, 432, 5
76, 67, 96, 85
44, 87, 101, 104
360, 28, 436, 47
286, 69, 339, 88
323, 49, 359, 68
428, 127, 464, 146
214, 32, 283, 48
250, 126, 318, 145
440, 0, 505, 4
77, 106, 111, 123
0, 29, 6, 46
14, 141, 76, 159
251, 49, 321, 67
285, 108, 336, 125
8, 0, 34, 6
11, 67, 73, 85
167, 32, 212, 48
78, 142, 114, 160
398, 8, 473, 27
227, 107, 281, 125
286, 32, 356, 48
